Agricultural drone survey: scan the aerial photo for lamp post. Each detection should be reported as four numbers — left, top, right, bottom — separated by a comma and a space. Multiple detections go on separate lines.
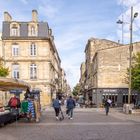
128, 7, 138, 104
117, 6, 138, 104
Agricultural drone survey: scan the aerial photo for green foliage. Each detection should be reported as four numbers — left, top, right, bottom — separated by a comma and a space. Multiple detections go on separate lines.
0, 60, 9, 77
128, 52, 140, 92
72, 84, 80, 96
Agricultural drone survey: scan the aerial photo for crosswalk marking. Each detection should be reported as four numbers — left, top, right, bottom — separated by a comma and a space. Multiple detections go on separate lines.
9, 122, 140, 126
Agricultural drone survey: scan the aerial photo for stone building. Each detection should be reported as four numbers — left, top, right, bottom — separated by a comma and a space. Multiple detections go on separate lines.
1, 10, 65, 108
82, 38, 140, 107
79, 62, 86, 96
61, 69, 67, 94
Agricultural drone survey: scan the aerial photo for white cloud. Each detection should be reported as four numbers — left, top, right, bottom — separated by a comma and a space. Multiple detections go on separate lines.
38, 0, 63, 19
38, 5, 58, 18
20, 0, 28, 4
118, 0, 140, 7
56, 31, 84, 51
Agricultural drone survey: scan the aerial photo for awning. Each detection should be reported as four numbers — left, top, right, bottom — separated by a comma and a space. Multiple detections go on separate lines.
0, 77, 30, 91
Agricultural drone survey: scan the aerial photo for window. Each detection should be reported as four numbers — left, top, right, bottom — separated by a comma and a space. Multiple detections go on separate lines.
30, 43, 36, 56
30, 64, 37, 79
12, 45, 19, 56
11, 27, 19, 36
12, 64, 19, 79
31, 26, 36, 36
28, 25, 38, 36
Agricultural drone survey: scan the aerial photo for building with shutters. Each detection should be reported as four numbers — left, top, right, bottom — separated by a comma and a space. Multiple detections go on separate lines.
1, 10, 66, 108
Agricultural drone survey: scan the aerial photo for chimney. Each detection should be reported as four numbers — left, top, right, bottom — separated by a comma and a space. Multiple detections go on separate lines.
4, 12, 12, 21
32, 10, 38, 22
49, 29, 52, 36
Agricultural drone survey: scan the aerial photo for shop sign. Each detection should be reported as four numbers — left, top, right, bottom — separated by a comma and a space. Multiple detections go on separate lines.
9, 89, 22, 94
103, 89, 117, 93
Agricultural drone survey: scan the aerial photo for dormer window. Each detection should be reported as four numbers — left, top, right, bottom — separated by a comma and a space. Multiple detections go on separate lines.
10, 23, 20, 36
11, 27, 18, 36
31, 26, 36, 36
28, 24, 38, 36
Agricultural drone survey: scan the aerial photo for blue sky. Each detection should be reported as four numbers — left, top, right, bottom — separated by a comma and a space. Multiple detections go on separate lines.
0, 0, 140, 88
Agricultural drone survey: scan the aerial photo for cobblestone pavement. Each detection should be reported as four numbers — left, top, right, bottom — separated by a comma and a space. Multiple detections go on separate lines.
0, 108, 140, 140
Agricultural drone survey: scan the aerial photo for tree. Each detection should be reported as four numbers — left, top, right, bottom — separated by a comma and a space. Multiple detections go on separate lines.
0, 58, 9, 77
131, 52, 140, 92
72, 84, 80, 96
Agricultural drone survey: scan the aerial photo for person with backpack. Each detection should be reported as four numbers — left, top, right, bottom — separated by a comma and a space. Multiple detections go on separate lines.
8, 94, 20, 109
52, 97, 61, 120
66, 96, 76, 119
8, 94, 21, 117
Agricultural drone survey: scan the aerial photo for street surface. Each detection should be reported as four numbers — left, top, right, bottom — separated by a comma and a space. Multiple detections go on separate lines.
0, 108, 140, 140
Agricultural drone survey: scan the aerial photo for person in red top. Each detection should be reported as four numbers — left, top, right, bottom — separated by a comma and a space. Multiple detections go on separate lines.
8, 94, 21, 109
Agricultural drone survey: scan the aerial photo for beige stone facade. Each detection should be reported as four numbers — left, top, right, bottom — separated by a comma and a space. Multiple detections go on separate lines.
79, 62, 85, 95
81, 38, 140, 106
1, 10, 67, 108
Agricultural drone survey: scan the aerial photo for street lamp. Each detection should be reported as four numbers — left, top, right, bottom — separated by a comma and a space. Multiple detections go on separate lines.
128, 7, 138, 104
117, 7, 138, 104
116, 19, 124, 44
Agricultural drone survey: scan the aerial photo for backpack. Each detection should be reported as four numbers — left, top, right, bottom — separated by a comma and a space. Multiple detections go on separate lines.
10, 97, 18, 107
53, 99, 60, 108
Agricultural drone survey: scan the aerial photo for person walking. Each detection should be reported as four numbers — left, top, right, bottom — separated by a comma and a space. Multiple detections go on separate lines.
66, 96, 76, 119
104, 99, 111, 116
52, 97, 61, 120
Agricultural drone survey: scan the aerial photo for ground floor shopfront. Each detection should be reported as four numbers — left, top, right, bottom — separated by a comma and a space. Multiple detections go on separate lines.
85, 88, 140, 107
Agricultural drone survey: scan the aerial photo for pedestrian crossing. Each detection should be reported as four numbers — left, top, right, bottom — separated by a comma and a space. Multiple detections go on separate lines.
9, 122, 140, 126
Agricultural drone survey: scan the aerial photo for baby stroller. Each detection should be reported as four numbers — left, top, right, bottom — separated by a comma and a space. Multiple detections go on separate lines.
59, 107, 64, 121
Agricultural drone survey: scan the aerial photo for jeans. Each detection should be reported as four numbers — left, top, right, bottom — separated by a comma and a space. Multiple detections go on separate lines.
105, 106, 109, 115
54, 108, 60, 117
68, 108, 73, 118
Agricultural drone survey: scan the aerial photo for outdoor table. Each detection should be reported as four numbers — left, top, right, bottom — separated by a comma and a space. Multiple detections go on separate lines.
0, 110, 11, 125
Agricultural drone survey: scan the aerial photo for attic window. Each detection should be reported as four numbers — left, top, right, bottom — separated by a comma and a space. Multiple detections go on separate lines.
11, 26, 19, 36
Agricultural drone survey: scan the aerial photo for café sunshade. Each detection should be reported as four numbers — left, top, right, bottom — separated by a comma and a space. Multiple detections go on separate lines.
0, 77, 30, 91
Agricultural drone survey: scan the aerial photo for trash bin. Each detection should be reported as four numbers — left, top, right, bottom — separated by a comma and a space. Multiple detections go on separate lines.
125, 104, 130, 114
123, 104, 133, 114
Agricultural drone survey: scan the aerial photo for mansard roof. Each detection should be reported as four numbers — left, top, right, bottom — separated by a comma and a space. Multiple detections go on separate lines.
2, 21, 49, 39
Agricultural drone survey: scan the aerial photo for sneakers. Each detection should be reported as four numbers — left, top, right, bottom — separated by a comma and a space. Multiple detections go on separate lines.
56, 117, 59, 120
70, 117, 73, 120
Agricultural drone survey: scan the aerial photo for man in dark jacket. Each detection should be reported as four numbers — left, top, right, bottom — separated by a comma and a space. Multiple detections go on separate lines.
104, 99, 111, 116
66, 96, 76, 119
52, 97, 61, 120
